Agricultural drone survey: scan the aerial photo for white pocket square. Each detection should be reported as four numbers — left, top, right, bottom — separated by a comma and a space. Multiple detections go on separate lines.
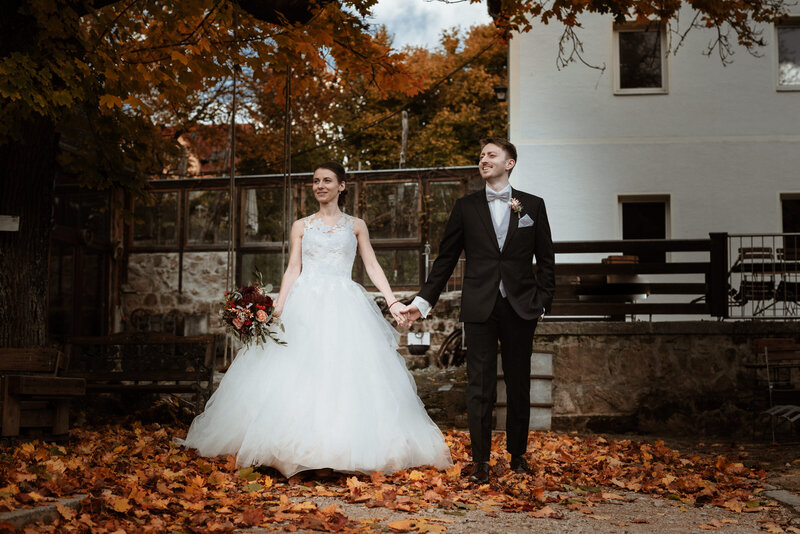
518, 214, 534, 227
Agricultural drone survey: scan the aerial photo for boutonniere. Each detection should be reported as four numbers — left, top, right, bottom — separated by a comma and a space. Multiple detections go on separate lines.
509, 197, 523, 218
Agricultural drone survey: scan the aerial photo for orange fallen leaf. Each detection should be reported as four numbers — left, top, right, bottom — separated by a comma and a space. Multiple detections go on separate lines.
56, 504, 76, 521
407, 470, 425, 481
388, 519, 414, 532
530, 505, 559, 518
109, 497, 131, 513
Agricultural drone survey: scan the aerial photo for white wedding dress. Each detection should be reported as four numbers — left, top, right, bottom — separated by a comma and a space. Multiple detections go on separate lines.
179, 214, 452, 477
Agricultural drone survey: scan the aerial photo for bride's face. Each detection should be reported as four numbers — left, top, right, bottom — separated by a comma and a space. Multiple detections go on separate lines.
312, 168, 345, 205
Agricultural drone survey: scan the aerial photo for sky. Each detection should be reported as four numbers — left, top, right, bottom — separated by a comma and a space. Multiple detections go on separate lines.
368, 0, 492, 50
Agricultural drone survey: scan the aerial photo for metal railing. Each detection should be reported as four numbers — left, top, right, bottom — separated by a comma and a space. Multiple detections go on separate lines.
727, 234, 800, 319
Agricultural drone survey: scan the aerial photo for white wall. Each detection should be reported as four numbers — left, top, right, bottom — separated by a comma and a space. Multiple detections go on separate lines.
508, 9, 800, 242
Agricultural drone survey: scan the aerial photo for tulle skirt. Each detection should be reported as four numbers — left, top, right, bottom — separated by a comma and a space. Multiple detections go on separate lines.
178, 272, 453, 477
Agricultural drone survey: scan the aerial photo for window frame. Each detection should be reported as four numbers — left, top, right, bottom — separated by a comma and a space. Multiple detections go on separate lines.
775, 16, 800, 91
612, 20, 669, 96
618, 194, 671, 263
780, 193, 800, 232
125, 169, 474, 291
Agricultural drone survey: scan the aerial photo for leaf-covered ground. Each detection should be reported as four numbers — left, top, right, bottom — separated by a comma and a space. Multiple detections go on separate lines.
0, 423, 795, 532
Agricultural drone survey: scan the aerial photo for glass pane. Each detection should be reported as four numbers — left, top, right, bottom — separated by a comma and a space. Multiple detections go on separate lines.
778, 26, 800, 86
133, 192, 178, 246
364, 249, 420, 287
782, 198, 800, 233
80, 251, 105, 336
53, 192, 109, 239
427, 181, 461, 254
48, 243, 74, 341
243, 188, 285, 243
621, 201, 666, 263
364, 182, 419, 239
188, 190, 231, 245
618, 30, 662, 89
240, 253, 284, 289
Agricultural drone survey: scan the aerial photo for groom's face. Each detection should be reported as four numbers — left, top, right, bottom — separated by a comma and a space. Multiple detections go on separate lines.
478, 143, 515, 182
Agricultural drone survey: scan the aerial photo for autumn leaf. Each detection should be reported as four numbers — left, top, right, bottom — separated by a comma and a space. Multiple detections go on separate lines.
530, 505, 561, 519
388, 519, 414, 532
56, 503, 77, 520
722, 499, 745, 513
407, 470, 425, 481
240, 507, 264, 526
238, 467, 260, 482
109, 496, 132, 513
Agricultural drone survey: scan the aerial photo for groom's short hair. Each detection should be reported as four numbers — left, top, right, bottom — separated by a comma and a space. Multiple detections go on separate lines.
480, 137, 517, 174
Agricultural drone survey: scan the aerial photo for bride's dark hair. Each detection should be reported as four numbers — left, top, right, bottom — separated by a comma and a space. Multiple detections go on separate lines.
314, 161, 348, 208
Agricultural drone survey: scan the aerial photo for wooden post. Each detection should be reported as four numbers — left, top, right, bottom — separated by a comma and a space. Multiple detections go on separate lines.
708, 232, 729, 318
399, 110, 408, 169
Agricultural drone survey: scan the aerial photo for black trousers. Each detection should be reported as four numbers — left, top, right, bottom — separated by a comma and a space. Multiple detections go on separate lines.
463, 292, 538, 462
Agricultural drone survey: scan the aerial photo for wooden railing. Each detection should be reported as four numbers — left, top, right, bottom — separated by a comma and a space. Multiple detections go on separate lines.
425, 233, 800, 320
547, 236, 725, 318
428, 235, 730, 319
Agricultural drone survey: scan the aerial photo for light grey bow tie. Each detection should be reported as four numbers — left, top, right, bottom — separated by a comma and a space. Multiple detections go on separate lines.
486, 189, 510, 203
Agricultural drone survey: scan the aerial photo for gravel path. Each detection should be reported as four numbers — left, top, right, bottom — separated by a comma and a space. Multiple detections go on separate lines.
241, 488, 799, 533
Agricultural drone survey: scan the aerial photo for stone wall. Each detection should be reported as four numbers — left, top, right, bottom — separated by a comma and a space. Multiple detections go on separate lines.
121, 252, 228, 336
121, 253, 798, 436
533, 321, 799, 437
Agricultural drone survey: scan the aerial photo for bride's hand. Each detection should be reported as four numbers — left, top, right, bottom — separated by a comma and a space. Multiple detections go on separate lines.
390, 303, 408, 327
273, 306, 283, 318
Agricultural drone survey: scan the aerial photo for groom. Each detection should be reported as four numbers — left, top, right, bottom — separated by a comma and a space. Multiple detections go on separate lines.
404, 138, 555, 483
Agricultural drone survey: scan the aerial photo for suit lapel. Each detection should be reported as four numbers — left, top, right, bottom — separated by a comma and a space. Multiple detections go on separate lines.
472, 192, 500, 253
502, 188, 520, 253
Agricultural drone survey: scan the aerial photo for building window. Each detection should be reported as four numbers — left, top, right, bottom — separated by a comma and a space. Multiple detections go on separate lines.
619, 195, 669, 262
242, 187, 285, 244
363, 182, 419, 241
781, 194, 800, 232
132, 191, 178, 247
777, 18, 800, 90
187, 190, 230, 246
614, 22, 668, 95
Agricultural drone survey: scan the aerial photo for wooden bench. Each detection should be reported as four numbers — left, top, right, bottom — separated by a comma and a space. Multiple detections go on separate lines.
64, 332, 215, 413
0, 349, 86, 437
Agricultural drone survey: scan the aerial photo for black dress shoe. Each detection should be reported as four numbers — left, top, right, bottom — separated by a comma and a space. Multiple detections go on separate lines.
510, 455, 529, 474
468, 462, 490, 483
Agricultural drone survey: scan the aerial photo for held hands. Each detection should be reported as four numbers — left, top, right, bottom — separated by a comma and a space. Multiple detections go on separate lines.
387, 301, 422, 327
402, 304, 422, 325
388, 301, 408, 326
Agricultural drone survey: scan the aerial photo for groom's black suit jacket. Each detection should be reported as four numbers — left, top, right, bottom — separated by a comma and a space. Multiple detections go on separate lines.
419, 188, 555, 323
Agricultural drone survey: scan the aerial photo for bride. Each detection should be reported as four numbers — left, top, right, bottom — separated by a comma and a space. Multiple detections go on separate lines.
178, 161, 453, 477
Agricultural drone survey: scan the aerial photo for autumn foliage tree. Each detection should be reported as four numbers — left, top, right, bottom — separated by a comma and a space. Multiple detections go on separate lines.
1, 0, 793, 348
0, 0, 422, 347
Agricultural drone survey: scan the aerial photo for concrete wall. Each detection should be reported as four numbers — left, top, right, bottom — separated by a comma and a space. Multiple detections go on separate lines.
508, 8, 800, 243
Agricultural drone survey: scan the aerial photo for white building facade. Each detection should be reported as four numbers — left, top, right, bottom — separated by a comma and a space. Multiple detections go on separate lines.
508, 10, 800, 244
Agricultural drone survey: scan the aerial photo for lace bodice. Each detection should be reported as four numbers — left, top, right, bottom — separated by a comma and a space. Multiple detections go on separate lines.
301, 214, 357, 278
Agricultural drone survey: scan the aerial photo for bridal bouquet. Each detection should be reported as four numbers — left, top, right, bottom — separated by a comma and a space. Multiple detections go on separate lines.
220, 274, 286, 346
